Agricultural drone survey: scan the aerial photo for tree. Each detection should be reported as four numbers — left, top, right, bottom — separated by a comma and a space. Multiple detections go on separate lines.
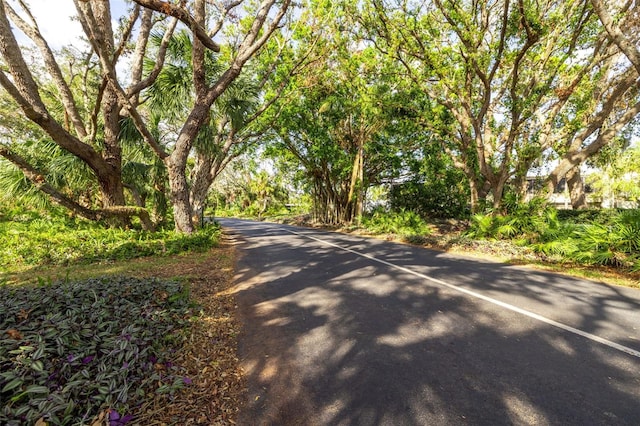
546, 0, 640, 208
0, 1, 142, 226
358, 0, 640, 211
267, 3, 411, 225
0, 0, 292, 232
585, 134, 640, 208
211, 157, 291, 219
590, 0, 640, 75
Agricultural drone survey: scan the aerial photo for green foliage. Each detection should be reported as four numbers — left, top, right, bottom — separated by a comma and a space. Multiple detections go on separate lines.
389, 180, 470, 219
361, 209, 431, 237
0, 207, 219, 273
555, 208, 623, 224
566, 210, 640, 269
0, 276, 194, 424
466, 197, 555, 240
467, 201, 640, 271
210, 161, 292, 219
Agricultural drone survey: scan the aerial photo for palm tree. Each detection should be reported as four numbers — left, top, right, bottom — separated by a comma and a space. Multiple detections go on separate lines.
143, 30, 261, 225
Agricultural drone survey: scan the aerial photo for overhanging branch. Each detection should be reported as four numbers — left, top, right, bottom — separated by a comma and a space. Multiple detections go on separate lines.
131, 0, 220, 52
0, 145, 155, 230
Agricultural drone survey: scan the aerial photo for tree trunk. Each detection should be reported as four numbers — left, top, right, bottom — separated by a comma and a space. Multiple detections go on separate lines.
190, 152, 214, 226
346, 141, 363, 224
566, 166, 588, 209
166, 155, 194, 233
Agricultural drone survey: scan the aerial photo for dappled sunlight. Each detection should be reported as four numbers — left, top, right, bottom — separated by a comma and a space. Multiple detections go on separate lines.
541, 335, 578, 357
295, 326, 356, 368
221, 219, 640, 424
377, 311, 469, 348
502, 393, 550, 425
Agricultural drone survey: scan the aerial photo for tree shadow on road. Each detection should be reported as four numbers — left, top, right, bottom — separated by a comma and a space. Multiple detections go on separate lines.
226, 222, 640, 425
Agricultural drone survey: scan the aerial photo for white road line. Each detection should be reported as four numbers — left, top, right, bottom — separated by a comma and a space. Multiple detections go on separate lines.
282, 227, 640, 359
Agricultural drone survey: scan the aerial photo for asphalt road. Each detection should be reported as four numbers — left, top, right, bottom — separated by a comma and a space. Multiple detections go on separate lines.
219, 218, 640, 426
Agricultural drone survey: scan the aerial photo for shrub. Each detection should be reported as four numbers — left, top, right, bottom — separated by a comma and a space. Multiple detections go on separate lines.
0, 276, 194, 425
388, 179, 470, 219
466, 198, 556, 240
362, 209, 431, 237
532, 209, 640, 270
555, 208, 623, 224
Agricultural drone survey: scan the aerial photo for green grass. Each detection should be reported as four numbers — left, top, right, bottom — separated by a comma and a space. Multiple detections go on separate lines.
1, 209, 220, 276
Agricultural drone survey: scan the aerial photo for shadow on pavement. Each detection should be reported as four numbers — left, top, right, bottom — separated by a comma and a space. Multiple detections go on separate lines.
222, 219, 640, 426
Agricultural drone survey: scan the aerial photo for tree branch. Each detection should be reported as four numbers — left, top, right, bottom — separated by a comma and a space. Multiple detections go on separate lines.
131, 0, 220, 52
5, 2, 88, 140
0, 144, 99, 220
126, 16, 178, 97
591, 0, 640, 75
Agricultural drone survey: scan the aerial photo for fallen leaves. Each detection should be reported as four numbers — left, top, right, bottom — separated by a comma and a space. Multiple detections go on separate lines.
133, 238, 245, 425
5, 329, 22, 340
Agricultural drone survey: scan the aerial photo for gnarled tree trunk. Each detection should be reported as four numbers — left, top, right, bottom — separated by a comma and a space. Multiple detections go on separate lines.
566, 166, 588, 209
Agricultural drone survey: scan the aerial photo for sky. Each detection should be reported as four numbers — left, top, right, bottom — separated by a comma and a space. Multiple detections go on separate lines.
11, 0, 129, 49
23, 0, 82, 47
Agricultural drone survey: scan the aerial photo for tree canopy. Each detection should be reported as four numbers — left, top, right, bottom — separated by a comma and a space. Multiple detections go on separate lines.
1, 0, 639, 229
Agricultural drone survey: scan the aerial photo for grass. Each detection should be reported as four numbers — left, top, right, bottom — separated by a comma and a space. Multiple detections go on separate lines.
0, 219, 219, 275
1, 250, 214, 287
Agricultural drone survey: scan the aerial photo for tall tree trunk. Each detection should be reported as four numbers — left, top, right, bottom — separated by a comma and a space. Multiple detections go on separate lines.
190, 152, 214, 226
356, 146, 364, 222
101, 83, 126, 207
346, 140, 364, 224
566, 166, 588, 209
166, 154, 194, 233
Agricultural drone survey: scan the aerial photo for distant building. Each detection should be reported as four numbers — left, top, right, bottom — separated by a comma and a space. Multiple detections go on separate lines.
525, 175, 638, 209
525, 176, 594, 209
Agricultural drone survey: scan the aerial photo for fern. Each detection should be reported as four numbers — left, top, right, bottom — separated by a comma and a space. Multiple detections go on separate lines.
467, 213, 495, 238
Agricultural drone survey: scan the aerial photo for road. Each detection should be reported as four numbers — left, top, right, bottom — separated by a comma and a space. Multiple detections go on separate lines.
219, 218, 640, 425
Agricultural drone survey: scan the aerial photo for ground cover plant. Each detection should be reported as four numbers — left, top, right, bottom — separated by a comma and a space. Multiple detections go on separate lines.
0, 206, 219, 274
0, 276, 194, 424
360, 209, 431, 239
0, 204, 245, 424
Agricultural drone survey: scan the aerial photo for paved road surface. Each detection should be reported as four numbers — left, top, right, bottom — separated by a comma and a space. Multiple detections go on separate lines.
219, 218, 640, 425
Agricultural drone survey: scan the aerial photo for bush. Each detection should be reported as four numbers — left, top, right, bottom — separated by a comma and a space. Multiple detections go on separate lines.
361, 209, 431, 237
0, 276, 194, 425
555, 208, 623, 224
466, 198, 556, 240
388, 179, 470, 219
485, 206, 640, 271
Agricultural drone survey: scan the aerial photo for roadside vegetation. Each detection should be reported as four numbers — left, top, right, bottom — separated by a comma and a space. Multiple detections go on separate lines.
365, 205, 640, 287
0, 207, 219, 276
1, 205, 243, 425
466, 202, 640, 272
211, 187, 640, 288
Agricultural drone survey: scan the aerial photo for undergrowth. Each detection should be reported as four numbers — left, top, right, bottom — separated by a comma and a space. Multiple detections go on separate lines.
467, 203, 640, 272
0, 208, 220, 273
361, 209, 431, 238
0, 276, 196, 425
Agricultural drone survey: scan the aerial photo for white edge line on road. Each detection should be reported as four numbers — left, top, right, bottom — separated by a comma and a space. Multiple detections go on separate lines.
282, 228, 640, 359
